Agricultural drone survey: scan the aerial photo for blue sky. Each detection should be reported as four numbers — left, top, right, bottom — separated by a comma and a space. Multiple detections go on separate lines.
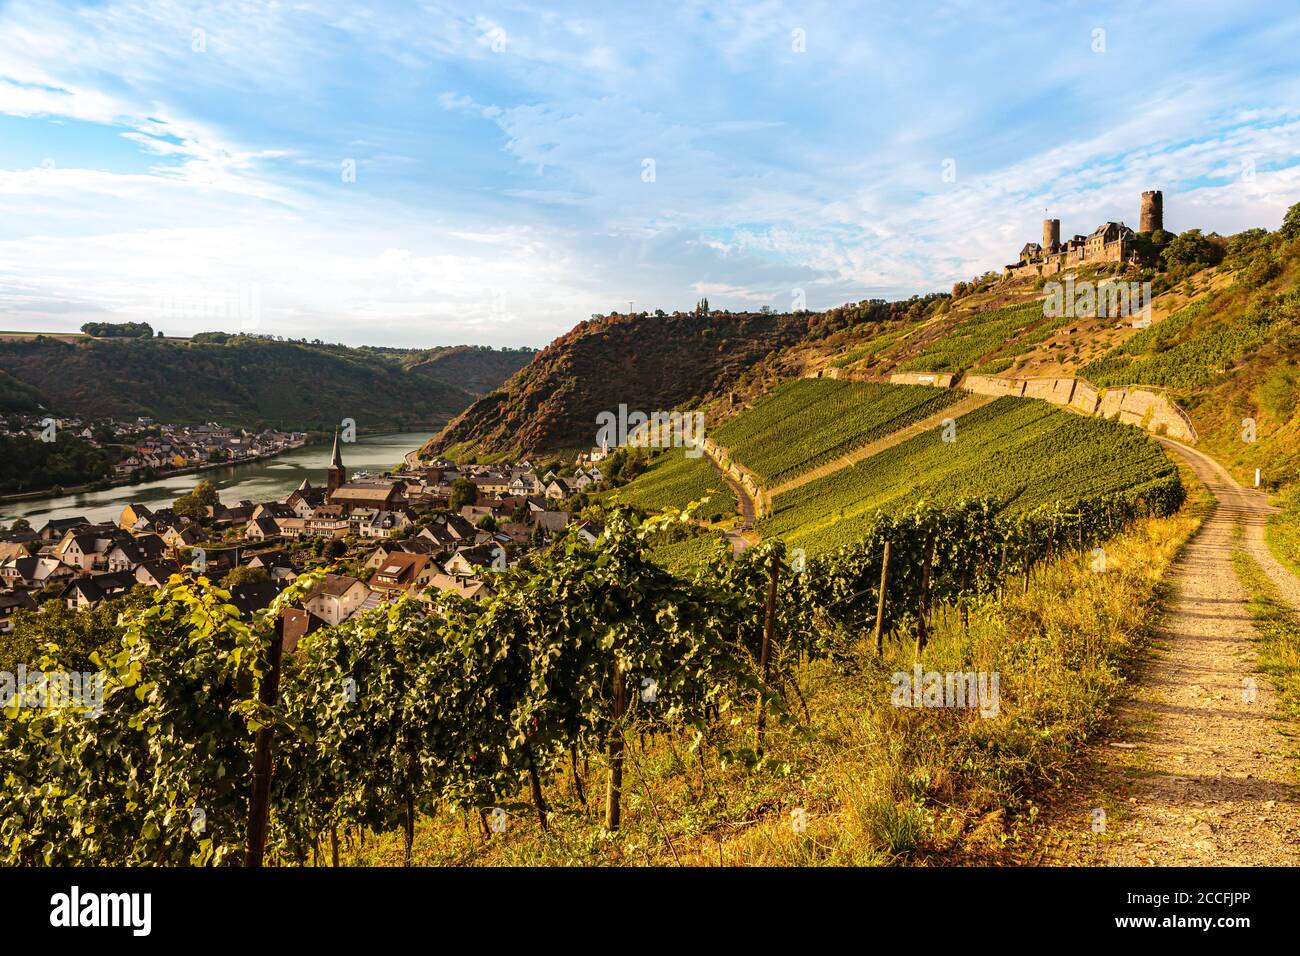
1, 0, 1299, 348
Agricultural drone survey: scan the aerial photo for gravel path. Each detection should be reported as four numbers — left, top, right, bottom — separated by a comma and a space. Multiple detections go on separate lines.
1038, 440, 1300, 865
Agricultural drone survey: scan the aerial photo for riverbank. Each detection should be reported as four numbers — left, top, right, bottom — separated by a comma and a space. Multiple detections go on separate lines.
0, 431, 433, 528
0, 439, 311, 505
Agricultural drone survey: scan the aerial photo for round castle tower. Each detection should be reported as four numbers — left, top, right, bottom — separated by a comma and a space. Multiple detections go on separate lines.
1042, 218, 1061, 252
1140, 190, 1163, 233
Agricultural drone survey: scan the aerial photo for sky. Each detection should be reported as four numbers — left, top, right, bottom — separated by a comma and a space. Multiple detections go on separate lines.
1, 0, 1299, 349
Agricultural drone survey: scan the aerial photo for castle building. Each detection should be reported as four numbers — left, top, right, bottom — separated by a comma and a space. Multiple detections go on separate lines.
1004, 190, 1162, 280
325, 428, 346, 496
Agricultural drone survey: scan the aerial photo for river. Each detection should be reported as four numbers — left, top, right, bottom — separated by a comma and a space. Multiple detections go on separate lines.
0, 431, 431, 528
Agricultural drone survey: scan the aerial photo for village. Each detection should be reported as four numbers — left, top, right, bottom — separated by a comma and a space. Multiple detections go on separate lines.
0, 429, 616, 642
0, 412, 308, 488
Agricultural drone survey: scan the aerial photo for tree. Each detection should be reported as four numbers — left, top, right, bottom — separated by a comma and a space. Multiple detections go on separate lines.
221, 565, 269, 589
8, 517, 31, 532
0, 587, 155, 674
448, 477, 477, 512
476, 515, 498, 532
1280, 202, 1300, 243
174, 479, 221, 519
1161, 229, 1223, 271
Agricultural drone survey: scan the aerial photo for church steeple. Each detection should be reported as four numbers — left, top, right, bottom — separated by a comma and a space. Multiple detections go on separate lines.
326, 427, 346, 496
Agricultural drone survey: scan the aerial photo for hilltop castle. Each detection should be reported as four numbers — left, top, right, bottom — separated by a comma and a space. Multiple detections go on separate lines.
1004, 190, 1162, 279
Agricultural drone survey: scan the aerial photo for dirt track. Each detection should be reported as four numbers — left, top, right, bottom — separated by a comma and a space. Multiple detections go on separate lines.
1040, 440, 1300, 865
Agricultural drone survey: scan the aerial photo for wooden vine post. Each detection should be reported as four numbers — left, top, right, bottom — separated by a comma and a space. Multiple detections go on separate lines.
604, 661, 627, 831
915, 534, 935, 654
245, 617, 285, 868
873, 540, 892, 653
755, 558, 780, 756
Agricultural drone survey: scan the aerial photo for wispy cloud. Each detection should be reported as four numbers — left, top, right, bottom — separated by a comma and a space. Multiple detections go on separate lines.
0, 0, 1297, 347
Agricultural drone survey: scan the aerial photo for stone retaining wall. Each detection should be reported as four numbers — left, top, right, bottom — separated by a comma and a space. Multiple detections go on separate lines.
958, 374, 1196, 443
888, 371, 957, 388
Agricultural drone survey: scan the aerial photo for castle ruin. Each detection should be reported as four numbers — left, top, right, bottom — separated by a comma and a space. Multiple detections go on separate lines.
1004, 190, 1163, 280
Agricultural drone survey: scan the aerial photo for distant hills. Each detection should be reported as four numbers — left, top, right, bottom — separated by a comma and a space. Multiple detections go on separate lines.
0, 334, 535, 431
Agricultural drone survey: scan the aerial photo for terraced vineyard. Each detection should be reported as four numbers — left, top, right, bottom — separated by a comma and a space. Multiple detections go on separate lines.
608, 447, 738, 520
761, 396, 1180, 555
711, 379, 963, 485
1079, 297, 1285, 388
896, 300, 1051, 373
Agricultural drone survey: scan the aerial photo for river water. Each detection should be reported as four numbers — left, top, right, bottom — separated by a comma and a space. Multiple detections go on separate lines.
0, 432, 431, 528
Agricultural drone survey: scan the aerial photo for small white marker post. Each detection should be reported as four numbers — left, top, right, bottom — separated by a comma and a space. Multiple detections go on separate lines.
1255, 468, 1261, 488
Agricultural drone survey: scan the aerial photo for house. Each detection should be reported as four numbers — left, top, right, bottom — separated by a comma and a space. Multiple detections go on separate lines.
357, 509, 414, 539
0, 589, 37, 633
135, 561, 177, 589
163, 525, 206, 553
418, 512, 477, 542
507, 474, 540, 496
38, 516, 91, 543
303, 574, 370, 626
1, 555, 74, 589
532, 511, 571, 535
118, 503, 154, 532
575, 520, 604, 545
244, 516, 281, 541
370, 552, 436, 598
0, 540, 33, 563
104, 535, 167, 572
443, 543, 506, 576
281, 607, 329, 654
426, 572, 493, 603
246, 550, 298, 583
60, 571, 137, 610
469, 474, 510, 496
226, 581, 285, 621
571, 471, 594, 492
212, 502, 255, 527
55, 528, 126, 571
306, 504, 349, 538
287, 482, 328, 517
251, 501, 297, 523
544, 478, 573, 500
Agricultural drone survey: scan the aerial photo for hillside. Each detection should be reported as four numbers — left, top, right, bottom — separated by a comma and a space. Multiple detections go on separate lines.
0, 334, 533, 430
424, 310, 819, 458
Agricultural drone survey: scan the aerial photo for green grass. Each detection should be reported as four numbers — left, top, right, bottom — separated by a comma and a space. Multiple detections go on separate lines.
608, 448, 738, 521
711, 379, 963, 486
1266, 486, 1300, 581
761, 396, 1179, 555
1234, 548, 1300, 728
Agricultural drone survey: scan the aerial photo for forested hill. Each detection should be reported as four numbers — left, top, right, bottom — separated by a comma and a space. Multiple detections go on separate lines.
0, 335, 534, 430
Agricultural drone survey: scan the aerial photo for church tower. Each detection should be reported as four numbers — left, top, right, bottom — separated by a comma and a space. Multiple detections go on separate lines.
326, 427, 346, 496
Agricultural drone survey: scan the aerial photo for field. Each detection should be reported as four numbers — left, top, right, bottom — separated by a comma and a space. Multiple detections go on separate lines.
607, 447, 738, 521
760, 396, 1179, 554
896, 301, 1051, 373
711, 379, 963, 485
